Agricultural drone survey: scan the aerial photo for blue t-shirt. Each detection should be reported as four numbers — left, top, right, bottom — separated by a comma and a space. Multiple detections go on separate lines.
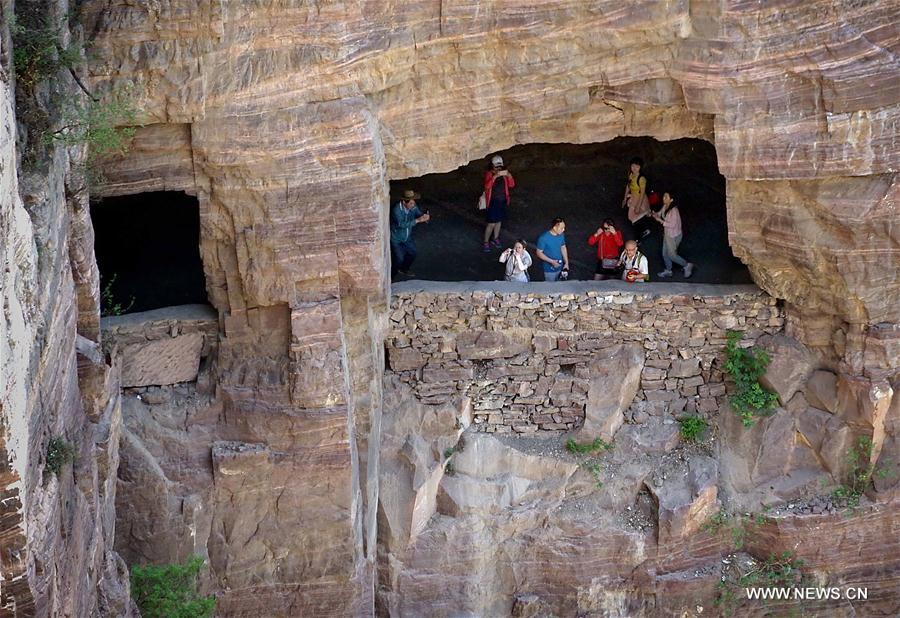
536, 231, 565, 272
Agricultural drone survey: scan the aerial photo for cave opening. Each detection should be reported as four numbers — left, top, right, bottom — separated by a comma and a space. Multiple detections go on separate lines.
389, 137, 750, 284
90, 191, 209, 315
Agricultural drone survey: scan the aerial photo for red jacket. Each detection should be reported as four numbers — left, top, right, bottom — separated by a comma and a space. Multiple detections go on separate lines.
588, 230, 623, 259
484, 170, 515, 205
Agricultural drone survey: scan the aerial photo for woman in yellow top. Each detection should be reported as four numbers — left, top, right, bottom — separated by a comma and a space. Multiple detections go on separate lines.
621, 156, 651, 238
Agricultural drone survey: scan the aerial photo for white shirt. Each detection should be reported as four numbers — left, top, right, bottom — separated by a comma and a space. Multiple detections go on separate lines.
620, 250, 649, 278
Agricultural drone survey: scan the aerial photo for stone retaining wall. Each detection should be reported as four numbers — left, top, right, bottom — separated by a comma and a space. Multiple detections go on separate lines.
387, 281, 784, 433
101, 304, 218, 388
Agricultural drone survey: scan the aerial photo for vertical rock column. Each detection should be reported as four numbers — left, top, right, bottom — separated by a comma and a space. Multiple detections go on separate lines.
190, 97, 387, 614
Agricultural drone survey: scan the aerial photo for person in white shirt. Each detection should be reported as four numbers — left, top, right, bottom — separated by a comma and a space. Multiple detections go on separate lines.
651, 191, 694, 278
618, 240, 649, 282
499, 240, 533, 282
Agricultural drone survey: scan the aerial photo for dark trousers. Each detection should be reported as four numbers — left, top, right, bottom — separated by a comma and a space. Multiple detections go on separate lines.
633, 216, 652, 238
390, 238, 417, 275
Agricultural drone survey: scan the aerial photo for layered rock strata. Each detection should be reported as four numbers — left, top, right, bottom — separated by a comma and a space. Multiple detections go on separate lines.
1, 4, 132, 613
56, 0, 900, 614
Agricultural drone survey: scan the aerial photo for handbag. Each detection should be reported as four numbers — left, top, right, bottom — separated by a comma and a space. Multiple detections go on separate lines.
477, 193, 486, 210
599, 234, 619, 270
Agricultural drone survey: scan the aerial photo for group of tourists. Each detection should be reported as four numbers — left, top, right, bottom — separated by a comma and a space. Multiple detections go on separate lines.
389, 155, 694, 282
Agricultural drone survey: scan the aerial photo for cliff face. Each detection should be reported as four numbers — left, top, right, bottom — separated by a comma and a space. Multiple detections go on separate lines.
3, 0, 896, 615
0, 2, 131, 614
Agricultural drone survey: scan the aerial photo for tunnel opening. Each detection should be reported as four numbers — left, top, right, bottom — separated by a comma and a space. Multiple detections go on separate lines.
388, 137, 750, 285
90, 191, 209, 315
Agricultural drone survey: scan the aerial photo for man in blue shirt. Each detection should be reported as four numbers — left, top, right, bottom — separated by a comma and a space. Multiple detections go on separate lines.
536, 218, 569, 281
390, 189, 430, 278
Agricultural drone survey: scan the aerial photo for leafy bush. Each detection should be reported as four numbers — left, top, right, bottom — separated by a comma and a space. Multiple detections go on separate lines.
723, 330, 779, 427
49, 88, 137, 157
10, 10, 81, 88
44, 437, 76, 479
830, 436, 891, 510
678, 415, 708, 442
131, 556, 215, 618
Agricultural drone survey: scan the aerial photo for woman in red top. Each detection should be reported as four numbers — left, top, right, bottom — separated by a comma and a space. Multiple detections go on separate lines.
588, 218, 624, 280
482, 155, 516, 252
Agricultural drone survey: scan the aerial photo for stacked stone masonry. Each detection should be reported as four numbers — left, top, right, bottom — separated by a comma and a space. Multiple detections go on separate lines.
387, 282, 783, 433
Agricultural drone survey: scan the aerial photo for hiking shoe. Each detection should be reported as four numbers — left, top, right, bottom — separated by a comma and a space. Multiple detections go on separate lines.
482, 242, 491, 253
657, 269, 673, 278
684, 263, 694, 278
491, 238, 502, 248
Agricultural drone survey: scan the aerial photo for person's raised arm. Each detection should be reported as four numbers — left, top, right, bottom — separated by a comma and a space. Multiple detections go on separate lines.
588, 228, 602, 246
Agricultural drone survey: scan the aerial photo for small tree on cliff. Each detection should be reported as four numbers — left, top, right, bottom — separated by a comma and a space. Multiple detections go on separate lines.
131, 556, 215, 618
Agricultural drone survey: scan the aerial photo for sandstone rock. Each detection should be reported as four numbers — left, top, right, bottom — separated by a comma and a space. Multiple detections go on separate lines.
805, 370, 839, 413
646, 456, 719, 546
389, 346, 426, 372
437, 434, 579, 517
119, 333, 204, 387
717, 404, 832, 509
669, 358, 702, 379
574, 343, 644, 442
512, 593, 549, 618
380, 377, 467, 553
457, 330, 531, 360
759, 334, 815, 404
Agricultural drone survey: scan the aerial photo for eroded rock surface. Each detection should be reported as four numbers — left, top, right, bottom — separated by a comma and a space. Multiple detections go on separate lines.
4, 0, 896, 615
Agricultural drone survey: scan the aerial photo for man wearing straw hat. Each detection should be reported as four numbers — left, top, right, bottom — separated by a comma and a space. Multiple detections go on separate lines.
390, 189, 430, 278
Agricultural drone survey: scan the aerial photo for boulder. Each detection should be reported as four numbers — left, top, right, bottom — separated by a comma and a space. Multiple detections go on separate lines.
805, 370, 839, 413
573, 343, 644, 442
759, 334, 815, 404
646, 456, 719, 546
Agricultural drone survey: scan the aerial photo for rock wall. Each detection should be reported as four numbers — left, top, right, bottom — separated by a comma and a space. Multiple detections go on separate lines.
386, 282, 782, 434
378, 286, 900, 615
0, 2, 131, 614
14, 0, 894, 614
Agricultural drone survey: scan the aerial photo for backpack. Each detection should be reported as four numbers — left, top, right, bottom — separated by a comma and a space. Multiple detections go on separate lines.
642, 173, 660, 208
621, 250, 649, 282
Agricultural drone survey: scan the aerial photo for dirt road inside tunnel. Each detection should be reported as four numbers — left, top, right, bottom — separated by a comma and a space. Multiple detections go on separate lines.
391, 139, 752, 285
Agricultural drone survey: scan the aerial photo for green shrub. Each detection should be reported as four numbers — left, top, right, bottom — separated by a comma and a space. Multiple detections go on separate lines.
10, 10, 81, 88
830, 436, 892, 511
565, 437, 612, 488
100, 274, 135, 317
723, 330, 779, 427
44, 437, 76, 479
678, 415, 708, 442
565, 437, 612, 455
49, 88, 137, 157
717, 551, 804, 614
131, 556, 215, 618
